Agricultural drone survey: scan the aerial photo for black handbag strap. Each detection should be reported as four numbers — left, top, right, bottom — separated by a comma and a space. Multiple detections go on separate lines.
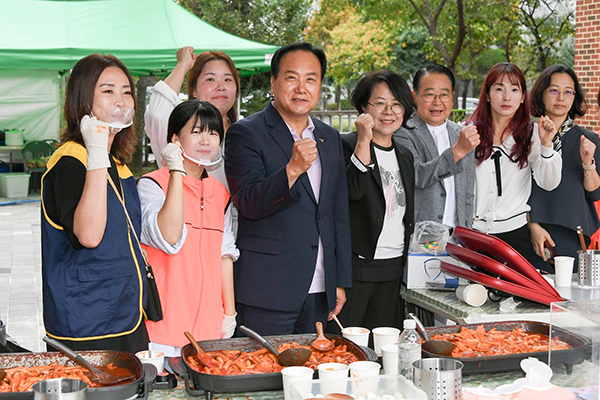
107, 173, 151, 271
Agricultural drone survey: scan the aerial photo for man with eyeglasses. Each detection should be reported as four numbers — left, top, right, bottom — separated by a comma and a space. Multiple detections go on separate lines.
396, 64, 479, 232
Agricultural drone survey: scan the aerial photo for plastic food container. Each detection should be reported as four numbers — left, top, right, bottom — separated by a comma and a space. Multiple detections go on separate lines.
288, 373, 427, 400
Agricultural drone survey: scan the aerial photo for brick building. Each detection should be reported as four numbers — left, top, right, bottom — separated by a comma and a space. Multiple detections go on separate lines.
575, 0, 600, 132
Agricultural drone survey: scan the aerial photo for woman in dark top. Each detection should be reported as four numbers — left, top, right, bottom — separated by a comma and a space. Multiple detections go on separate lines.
528, 65, 600, 270
41, 54, 148, 352
336, 70, 415, 331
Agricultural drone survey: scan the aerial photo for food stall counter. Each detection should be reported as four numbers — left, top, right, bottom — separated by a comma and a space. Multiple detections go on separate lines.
146, 360, 599, 399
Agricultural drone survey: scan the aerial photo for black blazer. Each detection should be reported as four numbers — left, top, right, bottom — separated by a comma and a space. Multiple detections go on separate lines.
225, 103, 353, 312
342, 132, 415, 280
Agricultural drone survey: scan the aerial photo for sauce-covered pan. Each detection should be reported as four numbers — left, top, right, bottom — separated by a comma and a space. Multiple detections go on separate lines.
0, 350, 155, 400
421, 321, 590, 375
171, 333, 377, 400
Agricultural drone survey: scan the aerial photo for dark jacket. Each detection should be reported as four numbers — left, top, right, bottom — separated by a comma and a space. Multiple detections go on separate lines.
225, 102, 352, 312
342, 132, 415, 281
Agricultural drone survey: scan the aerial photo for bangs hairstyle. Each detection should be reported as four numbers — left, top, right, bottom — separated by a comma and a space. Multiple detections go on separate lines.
351, 69, 415, 129
530, 64, 587, 120
469, 62, 532, 168
186, 51, 240, 124
167, 100, 224, 144
271, 42, 327, 80
61, 54, 138, 164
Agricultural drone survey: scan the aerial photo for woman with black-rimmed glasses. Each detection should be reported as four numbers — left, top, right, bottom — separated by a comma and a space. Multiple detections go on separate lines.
528, 65, 600, 270
336, 70, 415, 331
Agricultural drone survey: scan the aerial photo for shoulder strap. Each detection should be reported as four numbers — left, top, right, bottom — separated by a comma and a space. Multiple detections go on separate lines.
107, 173, 150, 268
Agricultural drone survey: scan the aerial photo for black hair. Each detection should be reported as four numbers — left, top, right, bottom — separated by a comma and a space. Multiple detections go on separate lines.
167, 100, 224, 144
530, 64, 587, 119
271, 42, 327, 80
351, 69, 415, 128
413, 63, 456, 92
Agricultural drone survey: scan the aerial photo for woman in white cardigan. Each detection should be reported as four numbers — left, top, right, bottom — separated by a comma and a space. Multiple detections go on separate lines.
145, 46, 239, 187
467, 63, 562, 271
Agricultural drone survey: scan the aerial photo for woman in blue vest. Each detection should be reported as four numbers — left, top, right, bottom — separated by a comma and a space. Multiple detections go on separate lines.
41, 54, 148, 352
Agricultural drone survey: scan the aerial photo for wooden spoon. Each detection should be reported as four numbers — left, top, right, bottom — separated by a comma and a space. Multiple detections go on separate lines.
577, 226, 587, 254
184, 331, 217, 368
43, 336, 134, 385
0, 369, 6, 383
331, 315, 344, 332
312, 322, 334, 351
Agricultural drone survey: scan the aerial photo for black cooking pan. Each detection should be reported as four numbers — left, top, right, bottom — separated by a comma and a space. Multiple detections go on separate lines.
421, 321, 590, 375
0, 350, 155, 400
171, 333, 377, 400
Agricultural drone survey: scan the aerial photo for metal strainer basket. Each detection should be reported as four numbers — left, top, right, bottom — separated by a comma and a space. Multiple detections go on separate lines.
413, 358, 463, 400
578, 250, 600, 287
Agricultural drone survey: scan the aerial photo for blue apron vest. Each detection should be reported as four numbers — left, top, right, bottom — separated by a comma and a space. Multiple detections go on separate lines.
41, 142, 146, 340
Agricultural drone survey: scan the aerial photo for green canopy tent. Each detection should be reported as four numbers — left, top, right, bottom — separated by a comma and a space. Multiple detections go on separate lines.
0, 0, 278, 142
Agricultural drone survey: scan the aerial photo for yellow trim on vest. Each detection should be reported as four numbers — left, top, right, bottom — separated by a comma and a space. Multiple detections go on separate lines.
42, 142, 144, 341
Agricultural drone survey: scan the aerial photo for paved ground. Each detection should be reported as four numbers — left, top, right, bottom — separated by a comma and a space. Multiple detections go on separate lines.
0, 197, 45, 352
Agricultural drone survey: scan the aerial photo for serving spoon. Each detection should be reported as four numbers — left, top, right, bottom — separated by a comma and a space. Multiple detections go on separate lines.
43, 336, 135, 385
408, 313, 456, 357
184, 331, 218, 368
311, 322, 334, 352
239, 325, 312, 367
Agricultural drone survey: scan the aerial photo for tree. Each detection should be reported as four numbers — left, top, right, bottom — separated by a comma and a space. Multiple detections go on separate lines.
325, 15, 398, 85
177, 0, 312, 116
518, 0, 575, 72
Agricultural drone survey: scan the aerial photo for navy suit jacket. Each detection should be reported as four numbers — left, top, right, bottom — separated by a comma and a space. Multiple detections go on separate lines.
225, 102, 352, 312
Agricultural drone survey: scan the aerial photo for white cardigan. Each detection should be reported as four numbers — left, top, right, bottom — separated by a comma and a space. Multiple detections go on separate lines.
473, 124, 562, 234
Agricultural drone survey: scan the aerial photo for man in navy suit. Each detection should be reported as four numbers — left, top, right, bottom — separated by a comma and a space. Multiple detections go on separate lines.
225, 42, 352, 335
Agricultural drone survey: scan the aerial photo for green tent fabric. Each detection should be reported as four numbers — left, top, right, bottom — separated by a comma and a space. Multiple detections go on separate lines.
0, 0, 278, 76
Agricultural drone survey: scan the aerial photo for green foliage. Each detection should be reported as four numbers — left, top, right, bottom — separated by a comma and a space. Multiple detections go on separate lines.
325, 15, 398, 85
517, 0, 575, 72
178, 0, 312, 115
391, 26, 429, 80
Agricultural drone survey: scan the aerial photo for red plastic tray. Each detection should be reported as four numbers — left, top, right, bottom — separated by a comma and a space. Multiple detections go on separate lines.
440, 262, 563, 306
446, 243, 555, 295
453, 226, 561, 298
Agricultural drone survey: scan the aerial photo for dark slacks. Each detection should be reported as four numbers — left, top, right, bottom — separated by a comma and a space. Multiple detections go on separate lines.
235, 293, 329, 336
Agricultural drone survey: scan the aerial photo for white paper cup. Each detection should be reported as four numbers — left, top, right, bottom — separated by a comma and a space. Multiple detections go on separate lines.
281, 366, 314, 400
341, 327, 370, 347
317, 362, 349, 395
135, 350, 165, 374
380, 343, 398, 375
456, 284, 487, 307
554, 256, 575, 287
372, 327, 400, 356
349, 361, 381, 395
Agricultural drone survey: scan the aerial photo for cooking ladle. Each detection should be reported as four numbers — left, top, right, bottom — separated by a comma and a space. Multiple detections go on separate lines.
239, 325, 312, 367
407, 313, 456, 357
312, 322, 334, 352
184, 331, 217, 368
43, 336, 134, 385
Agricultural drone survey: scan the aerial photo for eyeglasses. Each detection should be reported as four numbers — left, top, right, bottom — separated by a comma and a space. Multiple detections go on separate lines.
367, 101, 404, 114
546, 87, 576, 99
418, 92, 452, 103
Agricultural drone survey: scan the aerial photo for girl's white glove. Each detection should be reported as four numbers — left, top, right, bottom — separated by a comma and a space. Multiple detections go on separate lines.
161, 143, 186, 175
221, 313, 237, 338
81, 115, 110, 170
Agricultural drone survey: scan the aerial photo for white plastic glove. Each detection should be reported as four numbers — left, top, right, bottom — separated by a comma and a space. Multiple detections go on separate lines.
80, 115, 110, 170
221, 313, 237, 339
161, 142, 186, 175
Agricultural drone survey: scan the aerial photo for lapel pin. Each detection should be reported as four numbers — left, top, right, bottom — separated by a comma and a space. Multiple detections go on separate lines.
319, 138, 324, 143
